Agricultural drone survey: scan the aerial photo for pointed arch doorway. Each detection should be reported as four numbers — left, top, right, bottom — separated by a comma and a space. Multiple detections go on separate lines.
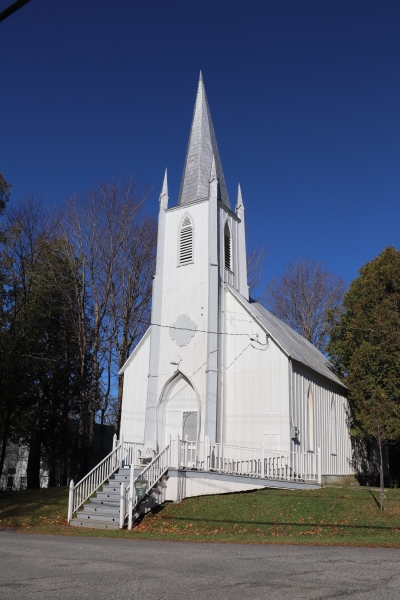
157, 372, 200, 451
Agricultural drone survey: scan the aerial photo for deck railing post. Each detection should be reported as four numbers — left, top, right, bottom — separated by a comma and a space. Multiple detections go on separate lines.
67, 479, 74, 523
261, 443, 265, 478
120, 482, 125, 529
317, 447, 322, 484
112, 433, 117, 451
204, 435, 208, 471
120, 434, 124, 468
177, 434, 181, 469
128, 463, 134, 530
184, 434, 188, 468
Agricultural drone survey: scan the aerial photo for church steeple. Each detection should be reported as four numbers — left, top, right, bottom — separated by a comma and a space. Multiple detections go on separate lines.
178, 72, 230, 208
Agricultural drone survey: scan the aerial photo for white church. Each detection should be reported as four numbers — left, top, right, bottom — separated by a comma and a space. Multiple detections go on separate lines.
69, 74, 353, 528
119, 73, 352, 476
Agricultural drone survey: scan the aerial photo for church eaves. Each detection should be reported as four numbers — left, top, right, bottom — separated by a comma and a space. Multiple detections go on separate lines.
178, 72, 230, 208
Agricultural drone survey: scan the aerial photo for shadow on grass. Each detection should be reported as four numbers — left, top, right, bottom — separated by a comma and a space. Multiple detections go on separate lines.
147, 514, 399, 532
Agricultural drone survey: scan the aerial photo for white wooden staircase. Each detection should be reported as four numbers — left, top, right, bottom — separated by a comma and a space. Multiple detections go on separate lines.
68, 437, 322, 530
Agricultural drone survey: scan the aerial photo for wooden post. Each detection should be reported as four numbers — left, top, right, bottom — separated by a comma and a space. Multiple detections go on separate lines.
261, 444, 265, 479
184, 434, 188, 468
67, 480, 74, 523
120, 434, 124, 469
120, 482, 125, 529
128, 465, 134, 530
177, 434, 181, 469
112, 433, 117, 451
203, 435, 208, 471
317, 447, 322, 484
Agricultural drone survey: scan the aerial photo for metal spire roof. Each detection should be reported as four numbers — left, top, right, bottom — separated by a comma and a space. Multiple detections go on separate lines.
178, 72, 230, 208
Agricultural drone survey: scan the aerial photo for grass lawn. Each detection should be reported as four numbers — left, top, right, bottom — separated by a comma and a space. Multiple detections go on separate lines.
1, 485, 400, 547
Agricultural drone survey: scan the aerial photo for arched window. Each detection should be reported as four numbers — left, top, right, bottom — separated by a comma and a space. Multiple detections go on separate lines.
224, 221, 232, 271
179, 215, 193, 265
330, 396, 337, 455
307, 386, 314, 452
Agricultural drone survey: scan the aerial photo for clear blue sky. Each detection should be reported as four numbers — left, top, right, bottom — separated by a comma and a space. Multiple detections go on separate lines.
1, 0, 399, 291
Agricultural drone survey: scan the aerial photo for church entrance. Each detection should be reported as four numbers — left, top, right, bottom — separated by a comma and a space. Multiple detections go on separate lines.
164, 377, 198, 448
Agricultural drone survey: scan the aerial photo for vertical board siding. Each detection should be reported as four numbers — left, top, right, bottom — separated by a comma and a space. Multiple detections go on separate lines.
290, 362, 353, 475
157, 201, 211, 442
120, 330, 151, 443
223, 288, 290, 450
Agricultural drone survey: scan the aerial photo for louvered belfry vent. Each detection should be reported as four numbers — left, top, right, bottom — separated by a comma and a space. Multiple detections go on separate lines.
224, 222, 232, 271
180, 215, 193, 265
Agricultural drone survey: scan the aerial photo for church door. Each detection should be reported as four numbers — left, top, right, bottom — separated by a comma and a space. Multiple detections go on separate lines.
164, 378, 198, 449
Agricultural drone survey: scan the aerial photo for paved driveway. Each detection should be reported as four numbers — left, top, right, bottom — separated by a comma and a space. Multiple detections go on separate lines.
1, 530, 400, 599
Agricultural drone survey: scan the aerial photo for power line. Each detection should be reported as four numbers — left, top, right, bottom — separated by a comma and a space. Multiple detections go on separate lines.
0, 0, 30, 23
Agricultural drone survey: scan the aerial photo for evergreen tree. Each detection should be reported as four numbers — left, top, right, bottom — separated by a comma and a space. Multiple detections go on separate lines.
328, 247, 400, 508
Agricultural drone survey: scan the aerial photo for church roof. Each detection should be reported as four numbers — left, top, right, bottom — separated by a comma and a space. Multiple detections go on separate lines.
178, 72, 230, 208
227, 286, 346, 389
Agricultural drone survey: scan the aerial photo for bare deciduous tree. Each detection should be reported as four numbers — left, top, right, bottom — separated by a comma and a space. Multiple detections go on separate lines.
61, 179, 156, 473
110, 212, 156, 436
263, 258, 346, 351
247, 237, 268, 295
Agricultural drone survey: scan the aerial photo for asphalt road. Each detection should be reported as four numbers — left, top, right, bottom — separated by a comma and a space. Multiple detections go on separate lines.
1, 530, 400, 599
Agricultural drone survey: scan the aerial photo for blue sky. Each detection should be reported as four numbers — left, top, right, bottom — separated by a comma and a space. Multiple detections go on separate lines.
1, 0, 399, 292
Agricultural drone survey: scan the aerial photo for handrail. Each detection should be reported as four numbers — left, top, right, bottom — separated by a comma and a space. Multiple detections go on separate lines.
125, 444, 170, 529
170, 437, 320, 484
67, 439, 144, 522
69, 436, 320, 526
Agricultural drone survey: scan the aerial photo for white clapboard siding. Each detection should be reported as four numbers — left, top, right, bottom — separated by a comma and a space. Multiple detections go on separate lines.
290, 362, 353, 475
120, 328, 151, 443
223, 288, 290, 451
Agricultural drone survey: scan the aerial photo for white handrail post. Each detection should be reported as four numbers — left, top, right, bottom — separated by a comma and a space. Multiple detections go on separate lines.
120, 482, 125, 529
261, 443, 265, 479
128, 464, 134, 530
67, 479, 74, 523
120, 434, 124, 468
317, 447, 322, 484
112, 433, 117, 451
177, 434, 181, 469
203, 435, 208, 471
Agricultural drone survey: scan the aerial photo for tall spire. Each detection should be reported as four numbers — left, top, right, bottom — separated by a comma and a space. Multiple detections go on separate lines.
178, 73, 230, 208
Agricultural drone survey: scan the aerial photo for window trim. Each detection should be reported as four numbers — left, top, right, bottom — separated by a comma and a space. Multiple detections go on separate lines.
224, 219, 233, 272
307, 385, 314, 452
178, 213, 194, 267
330, 395, 338, 456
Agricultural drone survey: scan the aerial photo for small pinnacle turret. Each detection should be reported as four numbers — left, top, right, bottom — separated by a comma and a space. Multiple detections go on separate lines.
235, 183, 244, 214
160, 169, 168, 209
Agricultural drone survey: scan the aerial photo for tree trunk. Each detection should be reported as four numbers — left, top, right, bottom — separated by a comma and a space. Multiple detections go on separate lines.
75, 408, 86, 482
60, 397, 69, 486
47, 438, 56, 487
27, 433, 42, 489
0, 409, 12, 482
378, 435, 385, 511
115, 372, 124, 437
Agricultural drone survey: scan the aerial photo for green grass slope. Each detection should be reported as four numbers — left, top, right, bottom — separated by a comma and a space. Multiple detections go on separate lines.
1, 486, 400, 547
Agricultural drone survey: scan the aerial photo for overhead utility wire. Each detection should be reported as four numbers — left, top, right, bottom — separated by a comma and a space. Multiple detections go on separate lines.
136, 320, 400, 339
147, 321, 268, 343
0, 0, 30, 23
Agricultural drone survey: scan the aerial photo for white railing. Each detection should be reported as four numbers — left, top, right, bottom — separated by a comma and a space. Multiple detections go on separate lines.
67, 436, 144, 522
124, 443, 170, 529
169, 436, 321, 484
68, 434, 321, 525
